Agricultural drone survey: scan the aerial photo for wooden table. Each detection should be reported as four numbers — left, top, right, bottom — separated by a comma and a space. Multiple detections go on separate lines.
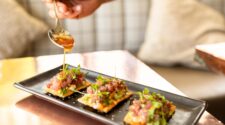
0, 50, 222, 125
196, 42, 225, 74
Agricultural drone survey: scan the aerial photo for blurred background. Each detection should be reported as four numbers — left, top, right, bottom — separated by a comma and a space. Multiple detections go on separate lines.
18, 0, 149, 56
1, 0, 225, 123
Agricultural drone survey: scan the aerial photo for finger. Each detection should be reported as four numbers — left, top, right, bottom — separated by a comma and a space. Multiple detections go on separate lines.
58, 6, 68, 13
42, 0, 53, 3
47, 2, 69, 14
56, 2, 68, 9
49, 8, 80, 19
69, 4, 82, 18
49, 9, 72, 19
48, 4, 81, 19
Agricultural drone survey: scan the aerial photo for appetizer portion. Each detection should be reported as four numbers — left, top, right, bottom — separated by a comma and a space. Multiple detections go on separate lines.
44, 65, 90, 98
124, 88, 176, 125
78, 75, 132, 113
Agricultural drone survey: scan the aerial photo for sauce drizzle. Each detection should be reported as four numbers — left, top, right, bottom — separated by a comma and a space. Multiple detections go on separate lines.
53, 33, 75, 71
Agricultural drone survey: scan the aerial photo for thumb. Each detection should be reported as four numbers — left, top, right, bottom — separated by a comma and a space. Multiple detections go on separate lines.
69, 4, 82, 18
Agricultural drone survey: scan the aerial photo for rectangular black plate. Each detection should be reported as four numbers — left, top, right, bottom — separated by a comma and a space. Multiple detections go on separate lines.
14, 64, 206, 125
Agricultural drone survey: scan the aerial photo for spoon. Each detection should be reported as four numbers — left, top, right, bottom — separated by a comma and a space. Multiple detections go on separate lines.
48, 0, 74, 49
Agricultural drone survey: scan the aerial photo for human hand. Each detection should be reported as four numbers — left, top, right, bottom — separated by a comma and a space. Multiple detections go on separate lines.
43, 0, 111, 19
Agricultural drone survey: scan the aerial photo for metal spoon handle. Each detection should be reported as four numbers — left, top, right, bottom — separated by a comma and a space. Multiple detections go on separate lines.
53, 0, 63, 33
53, 0, 59, 19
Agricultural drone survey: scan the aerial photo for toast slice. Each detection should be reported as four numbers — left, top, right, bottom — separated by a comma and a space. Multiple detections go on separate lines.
124, 88, 176, 125
78, 75, 132, 113
124, 105, 176, 125
43, 65, 90, 98
44, 81, 91, 98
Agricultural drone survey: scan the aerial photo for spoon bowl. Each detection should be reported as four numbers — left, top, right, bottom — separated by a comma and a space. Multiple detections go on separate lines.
48, 0, 74, 50
48, 29, 75, 51
48, 29, 63, 48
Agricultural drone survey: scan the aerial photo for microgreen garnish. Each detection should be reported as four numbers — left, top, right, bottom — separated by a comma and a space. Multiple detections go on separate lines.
57, 72, 68, 81
114, 91, 123, 99
103, 99, 111, 105
97, 75, 104, 81
136, 88, 149, 100
60, 88, 67, 95
61, 64, 69, 72
96, 75, 110, 84
71, 65, 81, 74
90, 84, 99, 92
136, 88, 165, 102
72, 75, 76, 79
57, 65, 83, 81
57, 75, 64, 81
143, 88, 149, 95
97, 91, 109, 97
64, 64, 69, 70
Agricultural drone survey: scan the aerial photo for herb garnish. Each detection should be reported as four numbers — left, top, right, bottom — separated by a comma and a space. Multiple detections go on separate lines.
57, 65, 82, 81
90, 84, 99, 92
60, 88, 67, 95
96, 75, 111, 84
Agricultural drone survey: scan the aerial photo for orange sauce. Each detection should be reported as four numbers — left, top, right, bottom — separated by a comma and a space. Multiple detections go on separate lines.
53, 33, 75, 71
53, 34, 74, 52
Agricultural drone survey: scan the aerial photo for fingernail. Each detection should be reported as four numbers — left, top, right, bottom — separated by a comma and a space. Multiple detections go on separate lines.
74, 5, 81, 13
64, 11, 71, 16
58, 7, 64, 13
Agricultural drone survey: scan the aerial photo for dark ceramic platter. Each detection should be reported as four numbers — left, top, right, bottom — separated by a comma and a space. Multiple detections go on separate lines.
14, 64, 206, 125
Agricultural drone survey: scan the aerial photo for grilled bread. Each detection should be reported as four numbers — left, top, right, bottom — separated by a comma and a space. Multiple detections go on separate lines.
124, 88, 176, 125
44, 65, 90, 98
78, 75, 132, 113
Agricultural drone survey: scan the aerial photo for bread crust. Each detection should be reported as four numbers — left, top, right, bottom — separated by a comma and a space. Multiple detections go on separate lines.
124, 111, 146, 125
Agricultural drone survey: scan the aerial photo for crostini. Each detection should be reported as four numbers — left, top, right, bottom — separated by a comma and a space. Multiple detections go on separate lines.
78, 75, 132, 113
124, 88, 176, 125
44, 65, 90, 98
